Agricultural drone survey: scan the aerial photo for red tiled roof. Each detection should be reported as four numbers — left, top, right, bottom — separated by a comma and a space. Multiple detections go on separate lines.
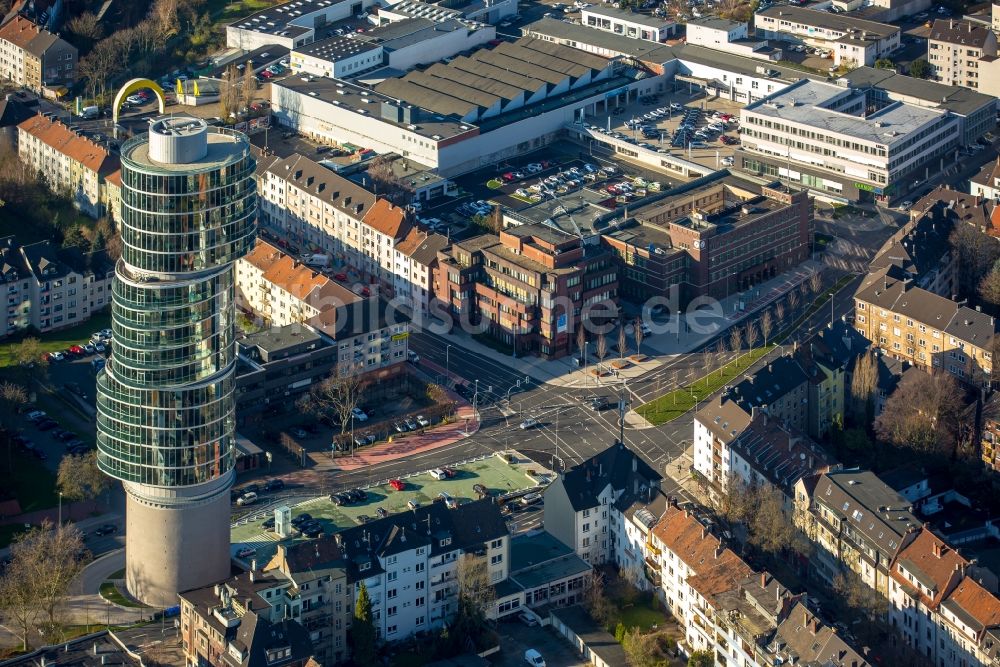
946, 578, 1000, 632
362, 198, 411, 239
17, 113, 117, 175
890, 528, 968, 609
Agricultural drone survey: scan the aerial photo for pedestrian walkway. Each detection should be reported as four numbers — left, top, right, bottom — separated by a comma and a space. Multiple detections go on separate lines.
418, 261, 823, 389
663, 442, 712, 507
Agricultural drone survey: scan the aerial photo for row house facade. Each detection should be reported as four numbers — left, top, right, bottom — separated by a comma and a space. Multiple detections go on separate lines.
235, 239, 410, 377
794, 469, 920, 595
436, 224, 619, 359
0, 16, 76, 92
256, 153, 447, 315
854, 268, 997, 388
17, 112, 118, 218
542, 442, 663, 567
888, 527, 1000, 667
647, 504, 871, 665
0, 235, 112, 336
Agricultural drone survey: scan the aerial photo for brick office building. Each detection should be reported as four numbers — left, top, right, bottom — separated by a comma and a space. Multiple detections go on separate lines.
436, 224, 618, 358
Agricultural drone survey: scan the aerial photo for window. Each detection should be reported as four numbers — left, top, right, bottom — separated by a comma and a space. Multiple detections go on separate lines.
388, 588, 397, 599
387, 571, 397, 582
415, 562, 425, 573
359, 562, 371, 572
491, 554, 503, 565
388, 606, 397, 617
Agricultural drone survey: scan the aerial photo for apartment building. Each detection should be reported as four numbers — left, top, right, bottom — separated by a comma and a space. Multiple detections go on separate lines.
235, 324, 340, 425
604, 175, 812, 305
738, 79, 961, 205
0, 236, 113, 336
257, 154, 447, 315
0, 16, 76, 92
853, 268, 997, 387
754, 6, 900, 67
693, 404, 838, 505
18, 113, 119, 218
971, 158, 1000, 201
927, 19, 997, 90
868, 188, 963, 297
794, 469, 920, 594
178, 569, 316, 667
436, 224, 618, 359
580, 6, 675, 42
542, 443, 663, 567
265, 538, 351, 665
685, 18, 749, 50
888, 528, 1000, 667
235, 239, 411, 377
334, 498, 510, 641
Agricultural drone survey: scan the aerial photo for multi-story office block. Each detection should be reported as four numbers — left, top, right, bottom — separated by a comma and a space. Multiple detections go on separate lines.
96, 117, 257, 606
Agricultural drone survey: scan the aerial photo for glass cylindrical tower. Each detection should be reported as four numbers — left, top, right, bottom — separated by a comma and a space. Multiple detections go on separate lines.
96, 116, 256, 606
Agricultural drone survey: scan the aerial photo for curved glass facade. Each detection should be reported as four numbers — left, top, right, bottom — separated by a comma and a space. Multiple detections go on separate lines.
97, 126, 256, 488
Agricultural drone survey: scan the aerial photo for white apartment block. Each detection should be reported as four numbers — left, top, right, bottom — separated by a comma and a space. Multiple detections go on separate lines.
754, 6, 900, 67
927, 19, 997, 90
685, 18, 748, 49
542, 443, 663, 566
0, 236, 113, 336
17, 113, 119, 219
739, 78, 960, 204
339, 500, 509, 642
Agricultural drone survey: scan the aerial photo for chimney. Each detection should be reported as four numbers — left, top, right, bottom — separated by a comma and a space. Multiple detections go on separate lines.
715, 546, 724, 559
933, 541, 944, 558
761, 572, 768, 588
251, 558, 257, 572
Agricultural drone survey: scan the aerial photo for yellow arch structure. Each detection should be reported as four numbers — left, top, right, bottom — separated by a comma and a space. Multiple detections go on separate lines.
112, 78, 167, 125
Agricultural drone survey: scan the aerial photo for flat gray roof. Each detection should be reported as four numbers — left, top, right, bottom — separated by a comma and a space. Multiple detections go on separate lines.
744, 78, 948, 147
840, 66, 996, 117
689, 17, 747, 31
230, 0, 345, 35
757, 5, 899, 39
294, 35, 381, 61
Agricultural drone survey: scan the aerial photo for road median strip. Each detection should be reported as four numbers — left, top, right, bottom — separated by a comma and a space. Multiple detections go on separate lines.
635, 274, 856, 425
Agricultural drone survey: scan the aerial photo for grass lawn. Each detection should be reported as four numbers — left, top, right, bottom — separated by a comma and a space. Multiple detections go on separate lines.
99, 582, 149, 608
636, 273, 856, 425
486, 179, 503, 189
0, 455, 59, 515
615, 600, 669, 632
0, 311, 111, 367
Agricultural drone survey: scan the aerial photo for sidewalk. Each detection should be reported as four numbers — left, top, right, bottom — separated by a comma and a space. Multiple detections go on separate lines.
419, 261, 823, 389
663, 442, 712, 507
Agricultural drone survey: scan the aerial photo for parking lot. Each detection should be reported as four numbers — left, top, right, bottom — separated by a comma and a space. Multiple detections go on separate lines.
585, 90, 744, 171
492, 618, 590, 667
230, 453, 549, 562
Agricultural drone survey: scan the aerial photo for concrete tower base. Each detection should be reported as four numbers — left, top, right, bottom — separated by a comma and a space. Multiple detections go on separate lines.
123, 472, 233, 607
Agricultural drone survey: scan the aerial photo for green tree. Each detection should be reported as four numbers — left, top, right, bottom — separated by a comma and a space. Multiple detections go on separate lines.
352, 581, 376, 665
874, 58, 895, 70
615, 622, 626, 642
61, 225, 88, 249
909, 59, 931, 79
688, 650, 714, 667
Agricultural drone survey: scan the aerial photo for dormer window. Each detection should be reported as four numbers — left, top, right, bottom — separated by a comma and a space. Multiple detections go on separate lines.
359, 561, 371, 572
440, 537, 451, 547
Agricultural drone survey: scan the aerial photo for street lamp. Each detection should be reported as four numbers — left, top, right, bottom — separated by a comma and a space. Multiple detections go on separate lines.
58, 491, 62, 527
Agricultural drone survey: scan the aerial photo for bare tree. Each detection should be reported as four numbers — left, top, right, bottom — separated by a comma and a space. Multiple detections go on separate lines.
774, 300, 786, 325
618, 321, 627, 361
581, 570, 612, 626
298, 372, 366, 435
760, 309, 774, 347
632, 316, 644, 358
67, 12, 103, 43
787, 290, 801, 316
979, 263, 1000, 308
729, 326, 743, 368
874, 371, 964, 456
950, 224, 1000, 300
809, 271, 823, 296
577, 324, 586, 356
219, 64, 240, 121
366, 156, 413, 205
57, 451, 109, 502
0, 522, 88, 646
746, 320, 759, 354
849, 348, 878, 426
594, 333, 608, 373
241, 62, 256, 113
153, 0, 180, 42
453, 553, 495, 639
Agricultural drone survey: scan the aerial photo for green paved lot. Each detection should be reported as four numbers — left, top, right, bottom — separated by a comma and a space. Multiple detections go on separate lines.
231, 454, 547, 561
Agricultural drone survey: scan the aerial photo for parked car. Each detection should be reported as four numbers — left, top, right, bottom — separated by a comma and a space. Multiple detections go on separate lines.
394, 422, 408, 433
416, 415, 431, 427
351, 407, 369, 422
473, 483, 489, 497
263, 479, 284, 492
430, 468, 449, 480
236, 491, 258, 506
407, 500, 420, 510
404, 418, 418, 431
25, 410, 46, 422
375, 507, 388, 519
47, 351, 65, 362
262, 516, 275, 530
438, 492, 458, 509
291, 513, 312, 526
520, 492, 543, 506
524, 649, 546, 667
235, 547, 256, 558
389, 478, 405, 491
518, 611, 539, 627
